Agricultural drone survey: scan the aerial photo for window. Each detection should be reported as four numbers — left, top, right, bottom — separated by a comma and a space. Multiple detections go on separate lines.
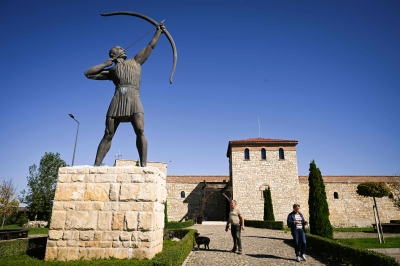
279, 148, 284, 159
181, 191, 185, 198
261, 148, 266, 160
244, 148, 250, 160
334, 192, 339, 199
389, 193, 394, 199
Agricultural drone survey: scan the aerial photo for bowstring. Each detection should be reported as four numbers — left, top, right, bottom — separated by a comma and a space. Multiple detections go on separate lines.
124, 26, 156, 51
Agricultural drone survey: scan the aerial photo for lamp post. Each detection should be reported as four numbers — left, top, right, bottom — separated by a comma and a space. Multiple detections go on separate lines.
69, 114, 79, 166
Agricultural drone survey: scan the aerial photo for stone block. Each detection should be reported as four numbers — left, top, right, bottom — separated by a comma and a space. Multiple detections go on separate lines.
56, 240, 67, 247
104, 248, 129, 259
104, 202, 119, 211
52, 201, 64, 211
131, 173, 146, 183
48, 230, 63, 240
92, 202, 104, 210
109, 183, 120, 201
119, 202, 142, 211
85, 241, 99, 247
79, 231, 95, 241
65, 211, 98, 230
75, 202, 91, 211
54, 183, 85, 201
46, 240, 57, 247
71, 174, 85, 182
64, 202, 75, 210
45, 247, 58, 260
84, 174, 95, 182
119, 183, 141, 201
112, 211, 124, 230
124, 211, 138, 231
49, 211, 66, 230
138, 212, 153, 231
117, 173, 129, 182
137, 183, 157, 202
63, 230, 79, 240
97, 167, 108, 174
97, 211, 112, 230
119, 232, 130, 241
104, 229, 120, 241
58, 174, 71, 183
99, 241, 112, 248
95, 174, 117, 183
84, 183, 110, 201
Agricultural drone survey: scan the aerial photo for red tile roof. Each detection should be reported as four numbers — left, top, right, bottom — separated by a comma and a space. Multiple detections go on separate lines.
298, 176, 400, 183
167, 175, 229, 183
227, 138, 298, 157
229, 138, 298, 144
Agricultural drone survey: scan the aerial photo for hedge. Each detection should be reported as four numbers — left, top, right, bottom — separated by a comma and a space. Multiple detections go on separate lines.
152, 229, 197, 266
164, 219, 194, 229
307, 233, 399, 266
1, 230, 196, 266
0, 236, 47, 259
245, 220, 284, 230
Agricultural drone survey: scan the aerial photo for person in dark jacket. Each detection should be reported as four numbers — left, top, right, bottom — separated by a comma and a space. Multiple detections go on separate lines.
287, 203, 308, 262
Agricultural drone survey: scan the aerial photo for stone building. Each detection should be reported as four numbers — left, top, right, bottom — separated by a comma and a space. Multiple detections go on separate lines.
166, 138, 400, 227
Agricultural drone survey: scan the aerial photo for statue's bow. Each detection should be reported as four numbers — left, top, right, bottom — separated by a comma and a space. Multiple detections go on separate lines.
101, 11, 177, 84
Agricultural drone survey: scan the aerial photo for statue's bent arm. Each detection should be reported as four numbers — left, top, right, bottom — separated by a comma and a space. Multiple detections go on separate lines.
134, 27, 163, 65
84, 60, 112, 80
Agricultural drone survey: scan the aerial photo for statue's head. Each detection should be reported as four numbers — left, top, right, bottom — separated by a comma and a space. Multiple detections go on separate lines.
109, 46, 126, 59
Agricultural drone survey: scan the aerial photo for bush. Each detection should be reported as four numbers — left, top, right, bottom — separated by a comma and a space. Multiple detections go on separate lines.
245, 220, 284, 230
18, 218, 29, 227
0, 237, 47, 258
307, 233, 399, 266
152, 229, 197, 266
263, 187, 275, 221
165, 220, 194, 229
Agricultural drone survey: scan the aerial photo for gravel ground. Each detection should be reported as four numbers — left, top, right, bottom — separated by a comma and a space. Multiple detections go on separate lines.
183, 224, 346, 266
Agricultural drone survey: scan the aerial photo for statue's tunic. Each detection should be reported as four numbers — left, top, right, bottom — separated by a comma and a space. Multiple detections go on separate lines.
107, 59, 143, 122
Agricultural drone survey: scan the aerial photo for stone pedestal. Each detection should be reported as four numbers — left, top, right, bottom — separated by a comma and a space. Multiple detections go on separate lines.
45, 165, 167, 261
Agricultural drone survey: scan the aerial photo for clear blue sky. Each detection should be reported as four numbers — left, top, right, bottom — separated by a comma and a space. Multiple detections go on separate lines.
1, 0, 399, 193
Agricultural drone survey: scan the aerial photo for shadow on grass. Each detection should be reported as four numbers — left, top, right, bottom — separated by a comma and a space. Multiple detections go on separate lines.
26, 237, 47, 260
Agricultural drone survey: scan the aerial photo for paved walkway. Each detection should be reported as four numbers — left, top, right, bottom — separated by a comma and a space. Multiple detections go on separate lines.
183, 223, 344, 266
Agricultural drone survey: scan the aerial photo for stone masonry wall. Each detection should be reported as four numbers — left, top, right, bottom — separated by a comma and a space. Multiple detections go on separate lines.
166, 182, 202, 222
231, 148, 300, 222
299, 182, 400, 227
45, 166, 167, 261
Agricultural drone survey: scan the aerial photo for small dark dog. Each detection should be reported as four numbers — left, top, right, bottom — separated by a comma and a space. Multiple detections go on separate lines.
194, 232, 210, 250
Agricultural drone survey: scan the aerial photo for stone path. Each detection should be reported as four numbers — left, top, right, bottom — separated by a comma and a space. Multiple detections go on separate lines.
183, 223, 343, 266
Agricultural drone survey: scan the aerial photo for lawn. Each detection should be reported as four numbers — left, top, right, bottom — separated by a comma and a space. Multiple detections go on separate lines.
337, 237, 400, 249
2, 224, 49, 235
333, 227, 374, 232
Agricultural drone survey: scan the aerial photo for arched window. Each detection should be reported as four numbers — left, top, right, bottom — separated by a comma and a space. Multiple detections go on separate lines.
261, 148, 266, 160
244, 148, 250, 160
181, 191, 185, 198
389, 193, 394, 199
279, 148, 284, 159
334, 192, 339, 199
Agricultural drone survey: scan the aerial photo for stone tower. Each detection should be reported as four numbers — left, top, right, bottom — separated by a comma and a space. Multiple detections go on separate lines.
227, 138, 299, 222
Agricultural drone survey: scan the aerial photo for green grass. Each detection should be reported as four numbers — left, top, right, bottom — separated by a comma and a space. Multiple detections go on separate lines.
1, 224, 49, 235
337, 237, 400, 249
333, 227, 374, 232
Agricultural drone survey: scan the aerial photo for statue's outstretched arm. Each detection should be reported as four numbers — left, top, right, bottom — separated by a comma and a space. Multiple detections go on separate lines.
84, 58, 113, 80
134, 25, 164, 65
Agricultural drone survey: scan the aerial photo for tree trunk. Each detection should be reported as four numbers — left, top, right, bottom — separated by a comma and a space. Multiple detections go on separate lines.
373, 197, 385, 243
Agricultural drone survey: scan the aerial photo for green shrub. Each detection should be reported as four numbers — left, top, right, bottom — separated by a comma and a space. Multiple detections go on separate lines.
263, 187, 275, 221
245, 220, 284, 230
152, 229, 197, 266
308, 160, 333, 239
164, 220, 194, 229
307, 233, 399, 266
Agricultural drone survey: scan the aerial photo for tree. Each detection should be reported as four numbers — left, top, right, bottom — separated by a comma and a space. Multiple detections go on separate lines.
356, 182, 390, 243
20, 152, 67, 221
263, 187, 275, 221
164, 201, 168, 224
308, 160, 333, 238
0, 178, 19, 229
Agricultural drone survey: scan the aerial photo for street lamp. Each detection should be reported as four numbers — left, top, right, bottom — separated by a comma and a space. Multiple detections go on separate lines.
68, 114, 79, 166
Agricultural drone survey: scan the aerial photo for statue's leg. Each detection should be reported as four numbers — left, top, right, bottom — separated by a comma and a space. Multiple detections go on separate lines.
94, 117, 120, 166
131, 113, 147, 167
